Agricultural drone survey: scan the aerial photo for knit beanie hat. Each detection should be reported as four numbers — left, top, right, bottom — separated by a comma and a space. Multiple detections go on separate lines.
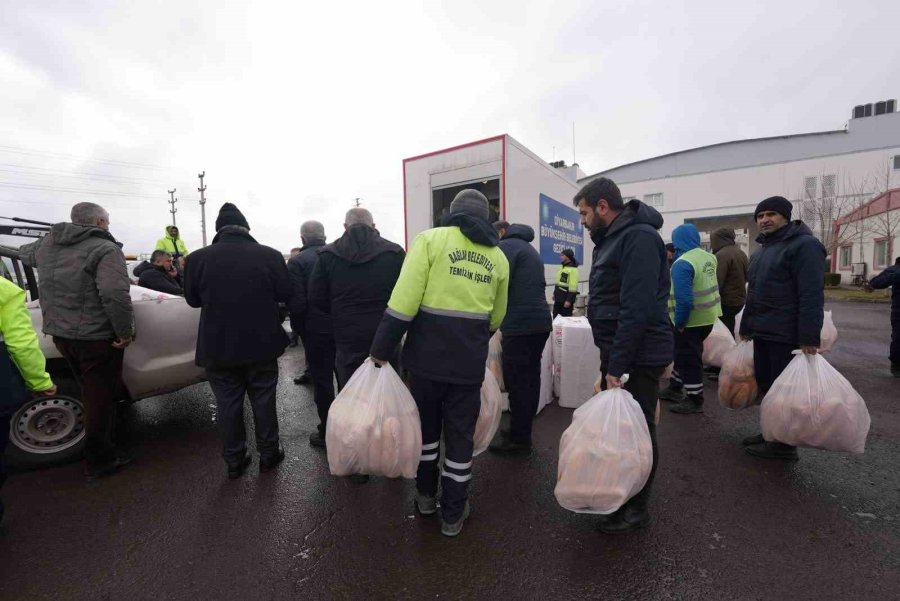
215, 203, 250, 231
754, 196, 792, 221
450, 189, 490, 222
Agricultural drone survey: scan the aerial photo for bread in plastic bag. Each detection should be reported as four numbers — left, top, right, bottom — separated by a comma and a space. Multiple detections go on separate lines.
487, 331, 505, 392
718, 340, 757, 410
326, 359, 422, 478
473, 369, 503, 456
554, 386, 653, 514
819, 311, 838, 353
702, 319, 737, 368
760, 352, 870, 453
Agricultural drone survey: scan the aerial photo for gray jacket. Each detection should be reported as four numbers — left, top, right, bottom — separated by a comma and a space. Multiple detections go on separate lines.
20, 223, 134, 341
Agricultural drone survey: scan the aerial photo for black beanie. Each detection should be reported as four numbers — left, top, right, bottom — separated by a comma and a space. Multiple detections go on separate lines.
215, 203, 250, 231
561, 248, 578, 267
754, 196, 792, 221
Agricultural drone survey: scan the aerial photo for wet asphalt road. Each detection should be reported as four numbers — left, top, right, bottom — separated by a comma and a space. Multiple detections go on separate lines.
1, 301, 898, 600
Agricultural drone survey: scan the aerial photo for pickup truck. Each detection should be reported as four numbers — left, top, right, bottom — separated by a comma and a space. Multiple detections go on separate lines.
1, 245, 206, 468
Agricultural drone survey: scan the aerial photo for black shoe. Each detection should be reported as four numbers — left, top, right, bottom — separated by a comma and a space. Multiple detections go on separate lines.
658, 387, 685, 402
293, 373, 312, 385
488, 435, 532, 456
892, 364, 900, 377
350, 474, 370, 484
597, 505, 651, 534
86, 454, 135, 482
260, 447, 285, 472
309, 431, 327, 448
226, 452, 252, 480
669, 399, 703, 414
745, 442, 799, 461
742, 433, 765, 446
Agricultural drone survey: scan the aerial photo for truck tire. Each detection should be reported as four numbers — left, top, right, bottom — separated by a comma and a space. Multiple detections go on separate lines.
4, 378, 86, 470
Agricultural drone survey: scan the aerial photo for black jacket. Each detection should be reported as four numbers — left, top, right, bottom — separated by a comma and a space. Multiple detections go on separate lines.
137, 264, 184, 296
184, 229, 292, 368
498, 224, 552, 336
309, 225, 405, 350
868, 264, 899, 317
287, 241, 332, 335
740, 221, 826, 347
586, 200, 673, 377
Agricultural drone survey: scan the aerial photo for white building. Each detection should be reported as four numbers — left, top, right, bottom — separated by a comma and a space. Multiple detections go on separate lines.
403, 134, 590, 290
580, 101, 900, 256
832, 187, 899, 281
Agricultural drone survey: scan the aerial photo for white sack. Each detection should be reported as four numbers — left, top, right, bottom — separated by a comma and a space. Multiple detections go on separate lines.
718, 341, 757, 410
473, 369, 503, 456
702, 319, 737, 368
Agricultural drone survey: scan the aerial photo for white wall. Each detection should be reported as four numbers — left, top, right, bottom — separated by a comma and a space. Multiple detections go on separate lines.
834, 208, 900, 279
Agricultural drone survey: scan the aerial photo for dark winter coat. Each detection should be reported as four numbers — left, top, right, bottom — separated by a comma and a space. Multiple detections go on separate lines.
869, 264, 900, 317
137, 264, 184, 296
287, 241, 332, 335
740, 221, 826, 347
19, 223, 134, 341
711, 228, 749, 308
498, 224, 552, 336
586, 200, 673, 378
309, 225, 405, 351
184, 228, 292, 368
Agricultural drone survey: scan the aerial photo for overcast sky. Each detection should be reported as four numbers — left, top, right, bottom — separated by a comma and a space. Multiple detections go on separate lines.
1, 0, 897, 255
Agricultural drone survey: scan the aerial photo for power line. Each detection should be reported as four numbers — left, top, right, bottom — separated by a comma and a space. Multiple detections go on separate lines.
0, 181, 163, 200
0, 144, 168, 171
0, 162, 183, 186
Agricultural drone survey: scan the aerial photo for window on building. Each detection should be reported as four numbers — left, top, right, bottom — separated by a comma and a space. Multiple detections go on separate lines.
839, 245, 852, 269
893, 155, 900, 170
874, 239, 891, 268
804, 176, 818, 200
822, 174, 837, 198
643, 193, 664, 208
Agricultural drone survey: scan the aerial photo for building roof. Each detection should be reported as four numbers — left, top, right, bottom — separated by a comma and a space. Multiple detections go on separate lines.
833, 188, 900, 226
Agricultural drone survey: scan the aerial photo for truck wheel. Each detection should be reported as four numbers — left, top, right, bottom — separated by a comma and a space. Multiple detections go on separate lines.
5, 393, 86, 469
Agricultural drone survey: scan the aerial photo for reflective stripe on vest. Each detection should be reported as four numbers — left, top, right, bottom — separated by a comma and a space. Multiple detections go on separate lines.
668, 248, 723, 327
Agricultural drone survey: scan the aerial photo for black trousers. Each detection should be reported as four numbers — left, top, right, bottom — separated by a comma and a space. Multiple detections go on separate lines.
206, 360, 280, 463
719, 304, 743, 339
669, 325, 712, 399
53, 338, 125, 466
302, 330, 336, 433
501, 331, 550, 443
753, 339, 797, 397
335, 345, 400, 391
891, 315, 899, 365
599, 365, 664, 510
409, 375, 480, 524
552, 302, 573, 318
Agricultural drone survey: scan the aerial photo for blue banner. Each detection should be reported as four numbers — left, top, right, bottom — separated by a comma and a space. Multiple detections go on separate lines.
539, 193, 584, 265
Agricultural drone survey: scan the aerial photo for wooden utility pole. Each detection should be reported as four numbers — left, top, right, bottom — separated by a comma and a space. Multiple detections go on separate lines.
354, 198, 362, 207
198, 172, 208, 247
167, 188, 178, 226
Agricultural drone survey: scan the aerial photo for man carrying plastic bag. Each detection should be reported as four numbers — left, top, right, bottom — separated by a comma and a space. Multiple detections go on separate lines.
370, 190, 509, 537
573, 178, 673, 533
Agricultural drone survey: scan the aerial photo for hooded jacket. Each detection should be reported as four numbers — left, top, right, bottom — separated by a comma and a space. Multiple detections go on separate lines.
740, 221, 826, 347
586, 200, 673, 377
0, 278, 53, 401
308, 225, 405, 350
868, 264, 900, 317
20, 223, 134, 341
155, 226, 189, 258
670, 224, 720, 329
498, 224, 552, 336
184, 228, 292, 368
370, 214, 509, 385
711, 228, 748, 308
137, 263, 184, 296
287, 240, 332, 335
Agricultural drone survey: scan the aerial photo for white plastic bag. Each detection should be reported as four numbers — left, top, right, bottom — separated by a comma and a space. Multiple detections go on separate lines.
326, 359, 422, 478
733, 308, 743, 339
760, 352, 870, 453
473, 369, 503, 456
819, 311, 838, 353
718, 341, 757, 410
487, 331, 505, 392
702, 319, 737, 368
554, 387, 653, 514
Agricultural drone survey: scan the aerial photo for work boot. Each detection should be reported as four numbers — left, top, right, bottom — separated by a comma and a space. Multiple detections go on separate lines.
658, 386, 685, 402
259, 447, 285, 472
85, 454, 135, 483
670, 395, 703, 414
293, 372, 312, 385
488, 433, 532, 457
891, 363, 900, 378
441, 502, 471, 538
597, 504, 651, 534
415, 492, 438, 516
226, 452, 252, 480
742, 433, 765, 446
309, 431, 327, 448
745, 441, 799, 461
350, 474, 370, 484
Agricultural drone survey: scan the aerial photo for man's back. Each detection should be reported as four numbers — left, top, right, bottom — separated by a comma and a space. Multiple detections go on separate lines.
711, 228, 748, 308
498, 224, 551, 335
20, 222, 133, 341
287, 242, 332, 334
184, 229, 292, 368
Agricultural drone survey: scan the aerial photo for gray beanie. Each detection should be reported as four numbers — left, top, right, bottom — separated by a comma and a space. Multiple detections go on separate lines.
450, 189, 490, 221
